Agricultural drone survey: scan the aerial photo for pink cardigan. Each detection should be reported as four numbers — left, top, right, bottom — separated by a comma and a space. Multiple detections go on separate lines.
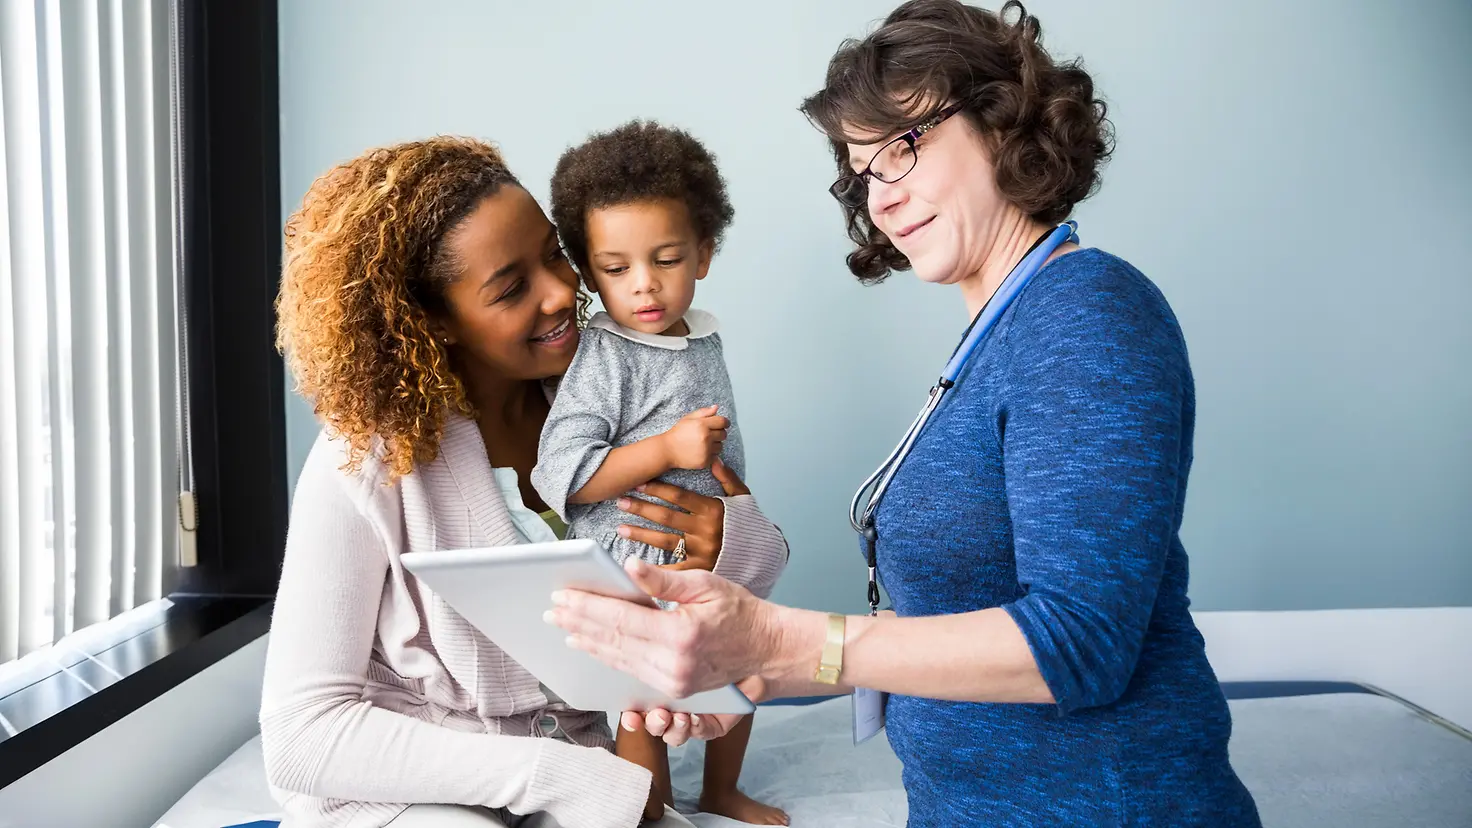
259, 414, 788, 828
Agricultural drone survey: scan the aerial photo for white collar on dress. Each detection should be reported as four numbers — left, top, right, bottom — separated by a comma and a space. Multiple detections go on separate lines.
586, 309, 719, 351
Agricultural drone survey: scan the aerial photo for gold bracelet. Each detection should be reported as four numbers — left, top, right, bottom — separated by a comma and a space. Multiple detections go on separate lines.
813, 613, 845, 685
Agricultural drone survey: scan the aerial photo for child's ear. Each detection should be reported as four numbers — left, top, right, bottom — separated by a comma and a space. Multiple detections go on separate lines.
695, 240, 715, 280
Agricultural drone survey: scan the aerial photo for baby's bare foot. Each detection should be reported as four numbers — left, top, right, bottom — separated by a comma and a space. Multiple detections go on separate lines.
699, 788, 790, 826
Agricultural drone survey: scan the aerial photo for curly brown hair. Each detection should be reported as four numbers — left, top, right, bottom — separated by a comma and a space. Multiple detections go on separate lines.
276, 136, 522, 478
801, 0, 1114, 283
550, 120, 735, 274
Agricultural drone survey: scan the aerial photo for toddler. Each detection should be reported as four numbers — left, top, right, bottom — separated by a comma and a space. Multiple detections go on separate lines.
531, 121, 787, 826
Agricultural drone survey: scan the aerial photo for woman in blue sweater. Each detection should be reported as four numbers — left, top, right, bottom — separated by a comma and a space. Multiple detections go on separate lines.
550, 1, 1263, 825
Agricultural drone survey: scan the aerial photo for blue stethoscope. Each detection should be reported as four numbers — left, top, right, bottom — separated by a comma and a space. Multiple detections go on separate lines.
848, 220, 1080, 614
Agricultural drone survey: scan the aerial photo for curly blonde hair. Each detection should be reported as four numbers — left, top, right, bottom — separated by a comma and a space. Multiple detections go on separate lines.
276, 136, 520, 478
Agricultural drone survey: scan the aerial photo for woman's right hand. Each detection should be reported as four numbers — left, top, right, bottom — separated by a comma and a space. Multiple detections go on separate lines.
658, 406, 729, 470
549, 560, 782, 698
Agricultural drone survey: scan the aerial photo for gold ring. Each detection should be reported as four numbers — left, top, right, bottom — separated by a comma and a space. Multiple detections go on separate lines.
672, 537, 687, 563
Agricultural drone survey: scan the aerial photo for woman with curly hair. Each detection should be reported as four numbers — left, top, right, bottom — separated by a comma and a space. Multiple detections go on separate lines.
550, 2, 1264, 825
262, 136, 787, 828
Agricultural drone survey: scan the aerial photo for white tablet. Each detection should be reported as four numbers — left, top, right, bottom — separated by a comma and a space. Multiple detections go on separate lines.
400, 539, 756, 715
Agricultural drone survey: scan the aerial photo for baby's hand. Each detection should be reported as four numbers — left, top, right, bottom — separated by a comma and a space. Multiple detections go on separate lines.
659, 406, 730, 470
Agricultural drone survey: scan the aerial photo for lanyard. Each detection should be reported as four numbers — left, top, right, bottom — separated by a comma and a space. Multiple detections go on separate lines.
847, 220, 1079, 614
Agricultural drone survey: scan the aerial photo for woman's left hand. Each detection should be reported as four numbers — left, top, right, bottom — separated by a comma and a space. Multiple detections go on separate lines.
619, 676, 768, 747
614, 460, 749, 571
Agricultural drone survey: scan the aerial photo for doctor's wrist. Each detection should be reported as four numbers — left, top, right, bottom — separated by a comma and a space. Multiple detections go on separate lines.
761, 606, 830, 689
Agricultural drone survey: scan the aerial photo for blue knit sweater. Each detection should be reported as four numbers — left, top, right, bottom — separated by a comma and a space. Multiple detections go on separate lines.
873, 249, 1262, 826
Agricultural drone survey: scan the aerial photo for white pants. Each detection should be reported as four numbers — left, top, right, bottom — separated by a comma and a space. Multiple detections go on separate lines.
387, 804, 698, 828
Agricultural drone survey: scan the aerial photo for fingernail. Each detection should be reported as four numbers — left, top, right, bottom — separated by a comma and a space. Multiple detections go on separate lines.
616, 498, 631, 510
542, 610, 556, 625
617, 525, 631, 538
691, 715, 702, 727
635, 484, 647, 492
550, 591, 568, 606
565, 635, 581, 650
623, 718, 637, 732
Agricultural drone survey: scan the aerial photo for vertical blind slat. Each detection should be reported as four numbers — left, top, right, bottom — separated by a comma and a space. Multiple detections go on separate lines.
151, 0, 178, 603
4, 0, 59, 656
54, 1, 107, 630
0, 30, 20, 666
40, 0, 77, 647
59, 0, 112, 632
101, 0, 135, 618
122, 0, 162, 609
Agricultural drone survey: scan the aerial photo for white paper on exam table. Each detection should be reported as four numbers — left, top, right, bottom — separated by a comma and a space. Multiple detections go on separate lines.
400, 539, 756, 715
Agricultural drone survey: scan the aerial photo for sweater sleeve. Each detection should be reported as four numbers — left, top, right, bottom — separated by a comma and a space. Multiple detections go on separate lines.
711, 494, 789, 599
997, 261, 1190, 715
531, 331, 625, 520
259, 437, 650, 828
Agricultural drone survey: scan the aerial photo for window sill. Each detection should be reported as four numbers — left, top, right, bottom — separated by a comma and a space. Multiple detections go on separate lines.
0, 596, 271, 789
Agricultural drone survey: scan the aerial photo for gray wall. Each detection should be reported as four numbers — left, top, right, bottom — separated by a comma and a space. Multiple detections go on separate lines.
278, 0, 1472, 613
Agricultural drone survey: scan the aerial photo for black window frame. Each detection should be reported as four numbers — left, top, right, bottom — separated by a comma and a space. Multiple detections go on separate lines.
0, 0, 285, 789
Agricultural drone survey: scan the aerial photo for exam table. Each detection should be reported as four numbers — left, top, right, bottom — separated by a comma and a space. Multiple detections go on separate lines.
151, 608, 1472, 828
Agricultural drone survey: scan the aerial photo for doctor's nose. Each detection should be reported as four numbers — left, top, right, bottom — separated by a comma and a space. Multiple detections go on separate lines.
867, 176, 907, 217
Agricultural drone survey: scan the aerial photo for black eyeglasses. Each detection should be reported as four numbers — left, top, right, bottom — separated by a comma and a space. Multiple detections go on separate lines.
829, 103, 964, 208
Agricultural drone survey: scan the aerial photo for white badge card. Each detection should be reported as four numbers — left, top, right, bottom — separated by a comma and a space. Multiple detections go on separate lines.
852, 686, 887, 745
